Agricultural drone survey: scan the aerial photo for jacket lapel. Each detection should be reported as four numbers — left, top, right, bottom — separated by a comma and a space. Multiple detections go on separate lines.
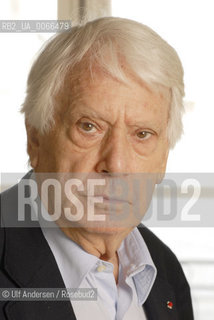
143, 275, 178, 320
4, 226, 77, 320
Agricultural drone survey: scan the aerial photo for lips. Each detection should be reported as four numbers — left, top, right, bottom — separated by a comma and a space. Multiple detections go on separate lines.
102, 195, 130, 203
81, 194, 131, 205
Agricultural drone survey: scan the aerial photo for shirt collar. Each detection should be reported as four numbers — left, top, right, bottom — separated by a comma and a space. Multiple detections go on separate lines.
40, 223, 157, 305
118, 227, 157, 305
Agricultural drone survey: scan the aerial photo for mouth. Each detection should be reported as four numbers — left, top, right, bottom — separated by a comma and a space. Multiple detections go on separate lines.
80, 194, 131, 205
102, 195, 130, 204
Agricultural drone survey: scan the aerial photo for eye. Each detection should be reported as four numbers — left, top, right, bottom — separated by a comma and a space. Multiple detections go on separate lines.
136, 131, 152, 140
78, 121, 97, 133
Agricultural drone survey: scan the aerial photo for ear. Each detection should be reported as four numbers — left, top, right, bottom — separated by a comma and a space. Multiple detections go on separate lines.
25, 121, 40, 169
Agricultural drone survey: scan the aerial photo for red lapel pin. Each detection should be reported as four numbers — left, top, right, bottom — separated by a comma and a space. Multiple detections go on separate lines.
167, 301, 173, 309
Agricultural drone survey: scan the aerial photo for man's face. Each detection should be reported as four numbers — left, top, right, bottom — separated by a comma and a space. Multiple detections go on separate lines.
29, 70, 170, 232
33, 72, 170, 174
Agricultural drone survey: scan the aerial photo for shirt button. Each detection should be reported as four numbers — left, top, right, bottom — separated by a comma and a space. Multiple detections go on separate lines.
128, 264, 136, 273
97, 264, 107, 272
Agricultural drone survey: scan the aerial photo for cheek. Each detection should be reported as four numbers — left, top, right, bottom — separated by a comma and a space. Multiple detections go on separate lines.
136, 142, 169, 172
49, 138, 99, 172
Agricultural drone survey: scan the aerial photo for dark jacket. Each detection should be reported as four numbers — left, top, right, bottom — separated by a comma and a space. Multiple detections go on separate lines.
0, 176, 194, 320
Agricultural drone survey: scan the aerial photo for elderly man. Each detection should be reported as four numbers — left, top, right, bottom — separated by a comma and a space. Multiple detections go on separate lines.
0, 17, 194, 319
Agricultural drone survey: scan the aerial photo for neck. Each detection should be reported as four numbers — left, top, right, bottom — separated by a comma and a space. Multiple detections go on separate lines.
60, 227, 133, 282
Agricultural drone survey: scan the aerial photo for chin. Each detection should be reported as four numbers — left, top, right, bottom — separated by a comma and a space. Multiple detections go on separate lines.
82, 224, 133, 236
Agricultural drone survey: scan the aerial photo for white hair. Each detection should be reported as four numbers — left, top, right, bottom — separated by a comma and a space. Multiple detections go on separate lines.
21, 17, 184, 148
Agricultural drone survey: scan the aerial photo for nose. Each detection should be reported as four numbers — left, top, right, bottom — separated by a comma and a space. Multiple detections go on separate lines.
95, 128, 134, 174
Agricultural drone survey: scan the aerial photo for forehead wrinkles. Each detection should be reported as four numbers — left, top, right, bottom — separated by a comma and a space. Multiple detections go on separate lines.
54, 68, 87, 121
58, 71, 121, 116
55, 61, 171, 125
71, 65, 171, 106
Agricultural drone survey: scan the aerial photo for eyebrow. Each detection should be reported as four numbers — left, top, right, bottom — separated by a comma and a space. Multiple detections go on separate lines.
68, 104, 163, 130
69, 104, 113, 124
